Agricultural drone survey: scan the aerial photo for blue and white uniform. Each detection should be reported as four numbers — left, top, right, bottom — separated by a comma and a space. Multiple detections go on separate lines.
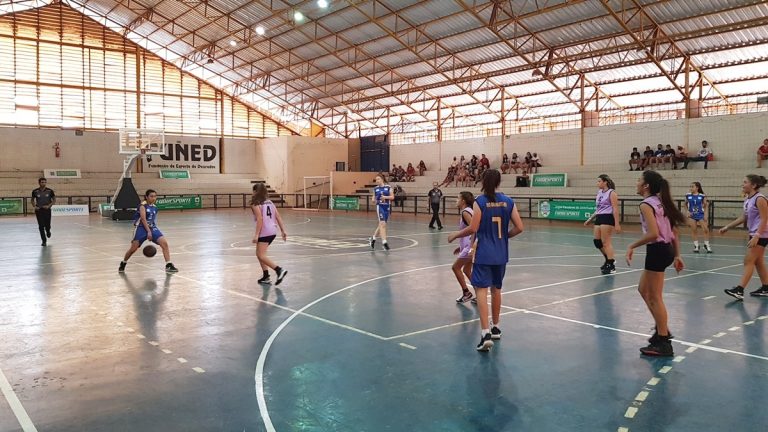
132, 202, 164, 244
374, 184, 392, 222
685, 193, 705, 222
470, 193, 515, 289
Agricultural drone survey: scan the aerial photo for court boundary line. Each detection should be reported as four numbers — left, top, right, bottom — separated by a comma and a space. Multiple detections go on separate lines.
0, 367, 38, 432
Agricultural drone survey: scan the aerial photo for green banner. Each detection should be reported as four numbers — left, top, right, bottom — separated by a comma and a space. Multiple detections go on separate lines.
538, 200, 594, 221
50, 170, 79, 177
156, 195, 202, 210
159, 170, 191, 179
332, 197, 359, 210
531, 173, 567, 187
0, 199, 24, 215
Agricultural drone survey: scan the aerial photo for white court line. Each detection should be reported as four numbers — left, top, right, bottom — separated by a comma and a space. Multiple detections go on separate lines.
503, 267, 642, 295
0, 367, 38, 432
624, 407, 638, 418
635, 391, 649, 402
398, 343, 417, 350
255, 263, 449, 432
659, 366, 673, 374
702, 296, 717, 300
647, 377, 661, 386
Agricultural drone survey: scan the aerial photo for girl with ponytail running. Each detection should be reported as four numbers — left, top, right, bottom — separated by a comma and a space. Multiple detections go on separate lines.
626, 170, 686, 357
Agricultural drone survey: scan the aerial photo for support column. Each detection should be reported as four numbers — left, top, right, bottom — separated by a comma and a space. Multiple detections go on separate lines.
500, 88, 506, 160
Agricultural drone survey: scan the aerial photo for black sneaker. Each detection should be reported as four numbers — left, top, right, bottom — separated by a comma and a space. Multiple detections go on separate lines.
693, 245, 700, 253
438, 226, 443, 230
705, 244, 713, 254
724, 286, 744, 301
601, 262, 616, 275
750, 285, 768, 297
118, 261, 126, 273
648, 328, 674, 343
41, 241, 47, 247
257, 275, 272, 284
476, 333, 494, 352
456, 291, 474, 303
490, 326, 502, 340
600, 262, 609, 271
383, 242, 390, 251
275, 268, 288, 285
369, 237, 375, 250
640, 336, 673, 357
46, 230, 51, 238
165, 263, 179, 273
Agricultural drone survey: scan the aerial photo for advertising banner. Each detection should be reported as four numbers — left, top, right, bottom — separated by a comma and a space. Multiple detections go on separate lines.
538, 200, 594, 221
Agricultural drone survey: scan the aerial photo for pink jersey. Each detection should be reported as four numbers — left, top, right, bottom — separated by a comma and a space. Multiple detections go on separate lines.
256, 200, 278, 237
595, 189, 614, 215
744, 193, 768, 237
640, 195, 674, 243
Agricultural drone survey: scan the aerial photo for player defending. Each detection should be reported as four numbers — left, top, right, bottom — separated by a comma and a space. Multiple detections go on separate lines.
118, 189, 178, 273
369, 174, 394, 251
252, 183, 288, 285
453, 191, 475, 304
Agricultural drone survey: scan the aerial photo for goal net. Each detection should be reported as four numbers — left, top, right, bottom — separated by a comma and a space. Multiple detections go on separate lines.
301, 175, 332, 211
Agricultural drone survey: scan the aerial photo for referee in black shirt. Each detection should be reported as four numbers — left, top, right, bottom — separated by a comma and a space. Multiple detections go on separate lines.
32, 177, 56, 246
427, 182, 443, 230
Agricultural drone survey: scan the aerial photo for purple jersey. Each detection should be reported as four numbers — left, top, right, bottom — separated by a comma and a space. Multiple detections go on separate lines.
595, 189, 614, 215
458, 207, 474, 256
640, 195, 674, 243
744, 193, 768, 237
256, 200, 278, 237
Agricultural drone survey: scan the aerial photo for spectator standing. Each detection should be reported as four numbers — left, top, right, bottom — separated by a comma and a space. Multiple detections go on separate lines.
428, 182, 443, 230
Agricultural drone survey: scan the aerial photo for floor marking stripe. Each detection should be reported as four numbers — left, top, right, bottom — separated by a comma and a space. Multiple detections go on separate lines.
136, 334, 146, 339
728, 326, 741, 331
624, 407, 638, 418
177, 358, 187, 364
659, 366, 673, 374
673, 356, 686, 363
0, 367, 38, 432
702, 295, 716, 300
635, 391, 649, 402
161, 349, 172, 354
148, 341, 159, 346
685, 346, 698, 353
744, 321, 755, 325
398, 343, 417, 350
714, 332, 727, 337
700, 339, 712, 344
192, 367, 205, 373
618, 427, 630, 432
647, 377, 661, 386
758, 315, 768, 320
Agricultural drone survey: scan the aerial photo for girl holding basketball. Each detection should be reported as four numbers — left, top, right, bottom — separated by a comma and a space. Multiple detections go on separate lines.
721, 175, 768, 300
685, 182, 712, 253
453, 191, 475, 304
584, 174, 621, 274
626, 171, 685, 357
118, 189, 178, 273
252, 183, 288, 285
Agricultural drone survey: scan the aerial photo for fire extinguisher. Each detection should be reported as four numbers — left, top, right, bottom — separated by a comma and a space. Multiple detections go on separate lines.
53, 142, 61, 158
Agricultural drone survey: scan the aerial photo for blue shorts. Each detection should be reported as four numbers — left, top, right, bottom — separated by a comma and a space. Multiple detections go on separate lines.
377, 205, 390, 222
690, 214, 704, 222
471, 263, 506, 289
133, 225, 163, 244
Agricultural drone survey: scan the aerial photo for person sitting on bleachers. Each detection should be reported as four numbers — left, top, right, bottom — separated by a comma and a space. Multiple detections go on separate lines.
440, 162, 458, 187
393, 184, 406, 207
417, 160, 427, 176
674, 146, 687, 168
405, 163, 416, 182
662, 144, 677, 169
641, 146, 654, 170
530, 152, 542, 173
629, 147, 642, 171
501, 153, 510, 174
510, 153, 521, 173
524, 152, 533, 171
469, 155, 478, 178
757, 138, 768, 168
396, 165, 407, 182
455, 163, 469, 187
516, 168, 530, 187
683, 140, 712, 169
480, 153, 490, 170
649, 144, 665, 170
389, 164, 399, 180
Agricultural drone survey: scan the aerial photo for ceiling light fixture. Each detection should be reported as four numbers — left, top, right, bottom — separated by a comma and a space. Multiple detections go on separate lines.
318, 0, 328, 8
255, 25, 265, 36
294, 10, 304, 22
229, 40, 237, 47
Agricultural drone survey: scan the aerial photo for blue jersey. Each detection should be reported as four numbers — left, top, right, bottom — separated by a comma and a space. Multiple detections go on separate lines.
374, 185, 392, 208
474, 193, 515, 265
685, 193, 705, 218
133, 202, 159, 227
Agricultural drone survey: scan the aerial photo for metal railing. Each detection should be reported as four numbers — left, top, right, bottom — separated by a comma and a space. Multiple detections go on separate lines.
0, 193, 747, 229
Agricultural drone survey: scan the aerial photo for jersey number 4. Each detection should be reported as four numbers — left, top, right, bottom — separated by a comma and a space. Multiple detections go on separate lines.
266, 207, 272, 218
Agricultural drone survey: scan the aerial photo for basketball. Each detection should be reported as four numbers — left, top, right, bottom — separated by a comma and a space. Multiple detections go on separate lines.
143, 245, 157, 257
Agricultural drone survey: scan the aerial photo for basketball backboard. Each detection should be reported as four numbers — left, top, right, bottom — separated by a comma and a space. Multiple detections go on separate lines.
118, 128, 166, 155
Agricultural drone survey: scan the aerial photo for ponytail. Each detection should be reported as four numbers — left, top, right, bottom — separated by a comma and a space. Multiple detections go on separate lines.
481, 169, 501, 202
643, 171, 685, 227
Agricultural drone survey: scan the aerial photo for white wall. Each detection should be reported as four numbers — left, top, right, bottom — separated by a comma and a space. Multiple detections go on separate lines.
0, 128, 125, 173
257, 136, 349, 193
391, 111, 768, 169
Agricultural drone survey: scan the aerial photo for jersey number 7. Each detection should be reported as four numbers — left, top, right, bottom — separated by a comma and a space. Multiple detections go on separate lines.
492, 216, 502, 239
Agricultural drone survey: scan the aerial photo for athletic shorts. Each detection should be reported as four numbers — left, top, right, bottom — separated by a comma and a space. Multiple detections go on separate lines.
689, 214, 705, 222
258, 235, 276, 245
645, 242, 674, 272
748, 236, 768, 247
594, 214, 615, 226
457, 246, 472, 259
471, 263, 506, 289
133, 226, 163, 244
377, 205, 390, 222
